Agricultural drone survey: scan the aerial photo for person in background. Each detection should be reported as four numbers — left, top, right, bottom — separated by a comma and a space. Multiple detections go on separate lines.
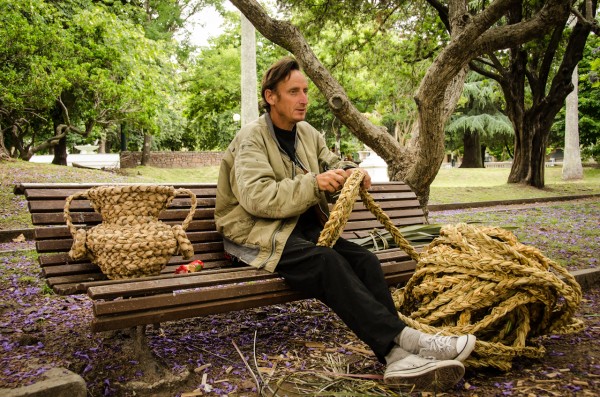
215, 56, 476, 390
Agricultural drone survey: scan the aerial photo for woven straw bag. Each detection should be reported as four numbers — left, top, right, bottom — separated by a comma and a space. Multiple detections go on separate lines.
64, 185, 197, 279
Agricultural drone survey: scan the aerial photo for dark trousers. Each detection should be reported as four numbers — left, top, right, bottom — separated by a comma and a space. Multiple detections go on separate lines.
276, 221, 406, 362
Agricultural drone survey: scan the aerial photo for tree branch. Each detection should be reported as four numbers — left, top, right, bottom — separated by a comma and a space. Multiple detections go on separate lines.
29, 128, 69, 155
571, 5, 600, 35
425, 0, 450, 32
472, 0, 571, 53
228, 0, 406, 167
469, 59, 504, 83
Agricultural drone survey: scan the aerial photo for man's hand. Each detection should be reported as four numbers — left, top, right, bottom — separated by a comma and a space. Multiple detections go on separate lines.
343, 168, 372, 190
316, 169, 347, 193
316, 168, 372, 193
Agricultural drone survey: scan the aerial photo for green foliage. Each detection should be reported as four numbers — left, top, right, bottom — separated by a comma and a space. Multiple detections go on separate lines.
582, 142, 600, 163
185, 44, 242, 149
184, 9, 286, 150
445, 74, 513, 160
0, 0, 191, 157
0, 0, 70, 120
275, 0, 443, 151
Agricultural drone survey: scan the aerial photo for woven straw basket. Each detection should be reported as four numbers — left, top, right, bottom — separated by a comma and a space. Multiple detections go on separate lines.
64, 185, 197, 279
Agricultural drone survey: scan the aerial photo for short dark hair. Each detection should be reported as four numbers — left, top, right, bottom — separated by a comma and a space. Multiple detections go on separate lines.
260, 56, 301, 113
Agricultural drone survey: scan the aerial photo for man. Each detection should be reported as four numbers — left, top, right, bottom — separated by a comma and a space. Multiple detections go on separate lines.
215, 56, 475, 390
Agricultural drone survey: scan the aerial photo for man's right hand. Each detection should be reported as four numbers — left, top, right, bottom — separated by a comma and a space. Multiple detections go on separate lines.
316, 169, 347, 193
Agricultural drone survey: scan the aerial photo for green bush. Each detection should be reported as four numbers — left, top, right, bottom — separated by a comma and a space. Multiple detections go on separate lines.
582, 143, 600, 163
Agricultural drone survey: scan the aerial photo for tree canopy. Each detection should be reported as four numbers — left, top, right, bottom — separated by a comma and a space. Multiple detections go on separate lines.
2, 0, 599, 208
0, 0, 194, 160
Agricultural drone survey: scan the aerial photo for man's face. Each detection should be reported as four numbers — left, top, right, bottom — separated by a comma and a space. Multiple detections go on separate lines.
265, 70, 309, 130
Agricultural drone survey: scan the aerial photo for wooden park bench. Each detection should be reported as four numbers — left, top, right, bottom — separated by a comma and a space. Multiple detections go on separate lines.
14, 182, 426, 333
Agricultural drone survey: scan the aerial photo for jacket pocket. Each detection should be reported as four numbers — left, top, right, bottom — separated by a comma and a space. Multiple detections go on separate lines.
219, 208, 255, 244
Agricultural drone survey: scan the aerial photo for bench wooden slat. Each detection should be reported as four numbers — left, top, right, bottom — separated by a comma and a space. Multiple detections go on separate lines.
41, 254, 234, 277
17, 181, 426, 333
28, 194, 417, 216
35, 215, 423, 241
88, 268, 277, 299
93, 260, 418, 317
91, 290, 306, 332
89, 268, 416, 333
38, 250, 228, 268
44, 248, 417, 297
93, 279, 291, 316
46, 262, 241, 295
21, 184, 218, 198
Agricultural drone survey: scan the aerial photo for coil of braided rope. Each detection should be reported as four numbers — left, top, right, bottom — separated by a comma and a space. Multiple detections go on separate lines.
317, 169, 584, 370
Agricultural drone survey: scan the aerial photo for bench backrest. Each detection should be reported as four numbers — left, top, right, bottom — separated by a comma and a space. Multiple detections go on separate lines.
16, 182, 425, 295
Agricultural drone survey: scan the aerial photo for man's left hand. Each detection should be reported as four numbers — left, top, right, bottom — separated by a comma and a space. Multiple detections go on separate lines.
344, 168, 371, 190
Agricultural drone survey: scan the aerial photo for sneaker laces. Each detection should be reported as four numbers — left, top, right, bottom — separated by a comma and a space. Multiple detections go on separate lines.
421, 332, 454, 353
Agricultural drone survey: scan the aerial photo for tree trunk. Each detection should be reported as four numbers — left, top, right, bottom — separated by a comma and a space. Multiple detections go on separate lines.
51, 98, 70, 166
51, 137, 68, 166
460, 131, 483, 168
0, 130, 10, 160
241, 14, 259, 125
120, 123, 127, 152
480, 144, 487, 166
229, 0, 572, 209
562, 66, 583, 180
98, 135, 106, 154
501, 5, 594, 186
51, 106, 68, 166
509, 111, 550, 188
141, 132, 152, 166
529, 124, 548, 187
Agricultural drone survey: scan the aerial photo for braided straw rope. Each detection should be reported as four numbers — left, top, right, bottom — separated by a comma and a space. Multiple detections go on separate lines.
318, 169, 584, 370
64, 185, 197, 279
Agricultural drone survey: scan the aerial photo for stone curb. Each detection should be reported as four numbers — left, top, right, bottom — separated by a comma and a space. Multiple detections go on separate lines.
0, 367, 86, 397
428, 193, 600, 212
0, 228, 35, 243
570, 268, 600, 292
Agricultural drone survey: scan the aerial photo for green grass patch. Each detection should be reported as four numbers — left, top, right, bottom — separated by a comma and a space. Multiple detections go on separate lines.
2, 160, 599, 230
429, 166, 600, 204
117, 165, 220, 183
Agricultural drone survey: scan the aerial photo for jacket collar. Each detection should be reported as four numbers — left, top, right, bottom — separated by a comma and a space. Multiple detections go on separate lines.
264, 113, 310, 172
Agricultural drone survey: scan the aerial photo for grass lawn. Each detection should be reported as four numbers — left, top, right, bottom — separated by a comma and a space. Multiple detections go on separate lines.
1, 159, 598, 229
429, 166, 600, 204
121, 163, 600, 205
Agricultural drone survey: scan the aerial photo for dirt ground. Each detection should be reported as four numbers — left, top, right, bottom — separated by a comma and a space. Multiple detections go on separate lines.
1, 237, 598, 397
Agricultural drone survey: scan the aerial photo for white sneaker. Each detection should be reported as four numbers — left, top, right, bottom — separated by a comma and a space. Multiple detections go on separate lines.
418, 333, 476, 362
384, 354, 465, 391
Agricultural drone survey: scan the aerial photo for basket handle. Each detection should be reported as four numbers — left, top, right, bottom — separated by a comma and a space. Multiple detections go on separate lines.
64, 191, 90, 238
175, 188, 197, 231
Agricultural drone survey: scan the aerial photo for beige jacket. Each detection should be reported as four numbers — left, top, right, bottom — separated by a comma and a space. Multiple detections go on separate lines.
214, 113, 355, 272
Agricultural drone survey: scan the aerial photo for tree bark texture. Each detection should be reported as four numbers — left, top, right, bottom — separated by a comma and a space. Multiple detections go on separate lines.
0, 130, 10, 160
562, 67, 584, 180
51, 105, 68, 166
141, 132, 152, 166
241, 14, 259, 125
460, 131, 483, 168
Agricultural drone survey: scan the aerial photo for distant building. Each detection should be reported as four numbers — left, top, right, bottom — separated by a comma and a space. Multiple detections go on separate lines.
547, 148, 564, 161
